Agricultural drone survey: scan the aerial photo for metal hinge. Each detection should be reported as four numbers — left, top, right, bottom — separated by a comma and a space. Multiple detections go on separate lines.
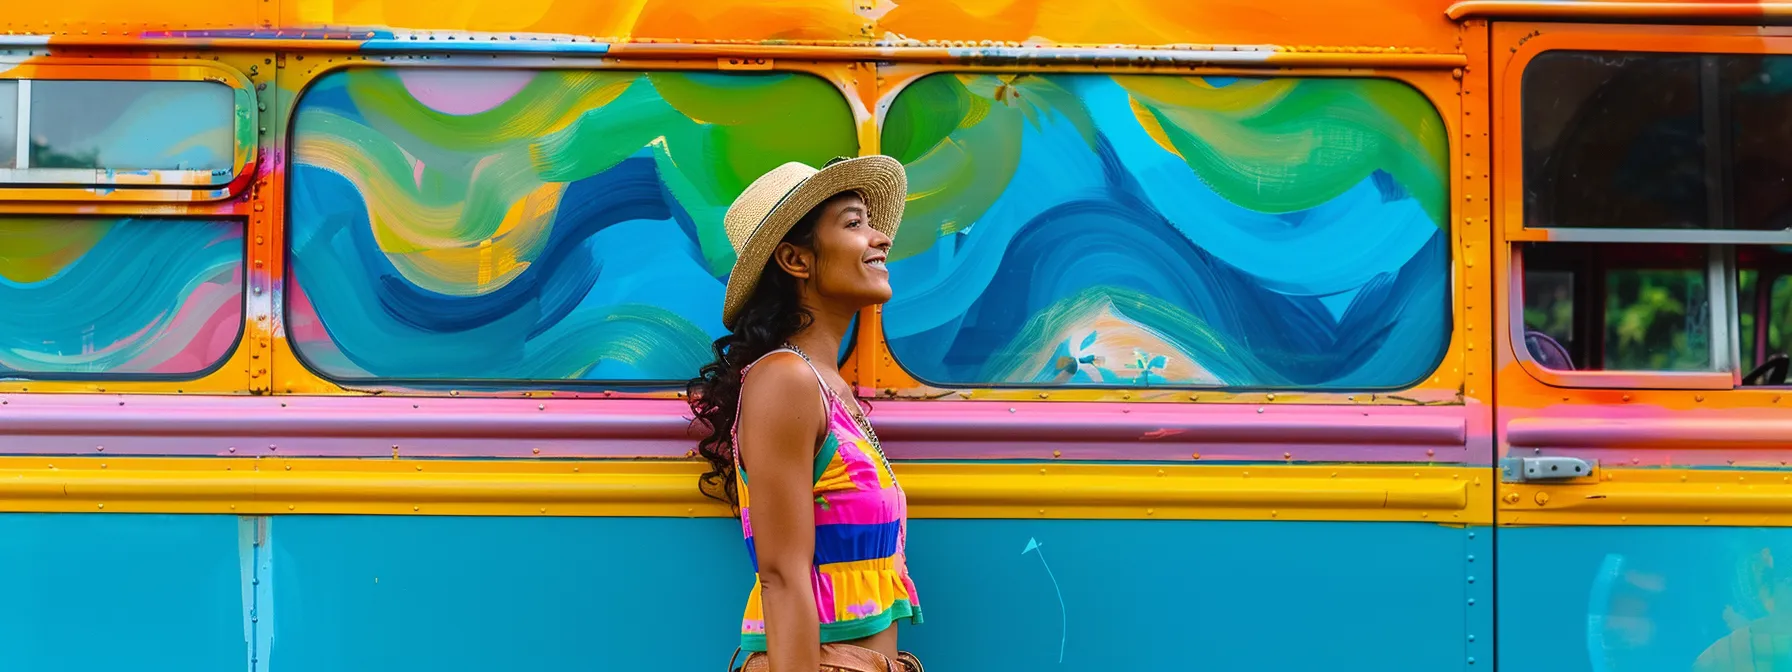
1502, 456, 1595, 483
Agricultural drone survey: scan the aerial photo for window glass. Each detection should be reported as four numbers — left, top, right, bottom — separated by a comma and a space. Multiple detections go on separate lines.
287, 68, 857, 383
1604, 266, 1711, 370
1769, 273, 1792, 381
1770, 275, 1791, 357
879, 73, 1452, 389
1521, 242, 1717, 373
1726, 56, 1792, 231
29, 80, 234, 172
1523, 52, 1708, 229
1741, 269, 1759, 364
1524, 51, 1792, 231
1739, 249, 1792, 382
1522, 269, 1576, 369
0, 81, 16, 168
0, 217, 243, 377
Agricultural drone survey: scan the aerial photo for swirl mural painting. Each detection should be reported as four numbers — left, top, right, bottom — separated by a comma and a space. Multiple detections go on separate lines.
0, 217, 243, 377
880, 74, 1452, 389
287, 68, 858, 383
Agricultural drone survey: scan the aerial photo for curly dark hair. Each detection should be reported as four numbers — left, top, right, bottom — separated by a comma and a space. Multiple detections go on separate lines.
687, 197, 839, 510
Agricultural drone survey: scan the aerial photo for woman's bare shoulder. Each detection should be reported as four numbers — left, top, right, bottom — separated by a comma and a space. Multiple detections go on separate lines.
737, 351, 823, 460
739, 351, 816, 403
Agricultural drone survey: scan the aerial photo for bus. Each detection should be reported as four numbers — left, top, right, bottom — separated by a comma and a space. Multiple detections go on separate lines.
0, 0, 1788, 669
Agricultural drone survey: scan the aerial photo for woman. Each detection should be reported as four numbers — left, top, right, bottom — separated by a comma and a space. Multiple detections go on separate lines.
688, 156, 924, 672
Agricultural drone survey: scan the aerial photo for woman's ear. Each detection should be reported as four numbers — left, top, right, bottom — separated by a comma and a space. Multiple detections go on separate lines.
771, 241, 813, 280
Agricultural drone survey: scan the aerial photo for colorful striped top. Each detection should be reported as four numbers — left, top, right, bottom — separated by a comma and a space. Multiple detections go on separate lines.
731, 347, 922, 652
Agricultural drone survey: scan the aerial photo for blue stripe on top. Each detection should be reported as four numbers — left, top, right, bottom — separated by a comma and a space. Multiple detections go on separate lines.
744, 519, 902, 569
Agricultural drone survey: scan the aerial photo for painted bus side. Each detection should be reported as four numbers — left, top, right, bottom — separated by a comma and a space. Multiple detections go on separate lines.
0, 1, 1785, 670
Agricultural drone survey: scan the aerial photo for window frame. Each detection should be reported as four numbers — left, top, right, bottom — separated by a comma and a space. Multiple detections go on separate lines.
276, 60, 866, 393
1500, 25, 1792, 390
0, 58, 258, 202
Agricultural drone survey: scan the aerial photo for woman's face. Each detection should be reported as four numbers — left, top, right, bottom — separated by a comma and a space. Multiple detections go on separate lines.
796, 192, 893, 312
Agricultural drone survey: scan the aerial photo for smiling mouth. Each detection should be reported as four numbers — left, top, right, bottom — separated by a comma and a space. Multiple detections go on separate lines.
865, 257, 887, 271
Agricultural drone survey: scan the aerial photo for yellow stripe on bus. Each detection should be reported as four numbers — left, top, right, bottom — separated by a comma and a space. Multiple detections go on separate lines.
0, 458, 1494, 524
1503, 467, 1792, 527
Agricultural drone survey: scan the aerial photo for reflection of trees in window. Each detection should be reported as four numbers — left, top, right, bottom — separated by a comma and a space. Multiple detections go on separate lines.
28, 136, 100, 169
1603, 269, 1708, 371
1523, 270, 1575, 351
1741, 272, 1792, 367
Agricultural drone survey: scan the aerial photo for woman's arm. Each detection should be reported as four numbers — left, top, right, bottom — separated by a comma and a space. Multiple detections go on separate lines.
737, 354, 825, 672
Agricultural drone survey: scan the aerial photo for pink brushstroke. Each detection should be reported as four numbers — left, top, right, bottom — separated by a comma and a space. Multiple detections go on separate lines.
114, 278, 241, 374
285, 279, 334, 345
396, 69, 534, 115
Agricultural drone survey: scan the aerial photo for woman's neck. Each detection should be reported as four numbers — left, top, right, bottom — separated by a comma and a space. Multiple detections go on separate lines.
786, 306, 854, 374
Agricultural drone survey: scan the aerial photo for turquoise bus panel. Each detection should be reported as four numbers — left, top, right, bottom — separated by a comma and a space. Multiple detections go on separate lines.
267, 516, 1477, 670
1500, 526, 1792, 671
0, 513, 1479, 670
0, 513, 247, 672
906, 519, 1479, 669
268, 516, 746, 670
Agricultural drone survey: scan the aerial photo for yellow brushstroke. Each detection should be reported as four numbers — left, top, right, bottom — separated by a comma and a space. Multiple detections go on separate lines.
1129, 96, 1182, 159
0, 219, 111, 284
398, 181, 564, 295
961, 91, 991, 129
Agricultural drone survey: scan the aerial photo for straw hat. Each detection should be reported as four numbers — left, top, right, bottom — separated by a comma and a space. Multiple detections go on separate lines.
721, 155, 907, 330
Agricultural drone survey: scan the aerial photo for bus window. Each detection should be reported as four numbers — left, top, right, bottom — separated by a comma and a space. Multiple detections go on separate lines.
286, 68, 856, 385
0, 217, 244, 378
878, 73, 1452, 390
1522, 52, 1711, 230
1519, 242, 1713, 372
1520, 51, 1792, 386
28, 80, 234, 173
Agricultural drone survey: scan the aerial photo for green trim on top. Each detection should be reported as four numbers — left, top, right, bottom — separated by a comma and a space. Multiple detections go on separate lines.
814, 431, 840, 485
739, 599, 921, 653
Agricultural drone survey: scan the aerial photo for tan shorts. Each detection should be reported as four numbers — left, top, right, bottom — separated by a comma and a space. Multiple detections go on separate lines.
732, 643, 924, 672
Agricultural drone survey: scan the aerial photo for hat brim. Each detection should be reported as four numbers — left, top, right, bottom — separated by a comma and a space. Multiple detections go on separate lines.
722, 156, 906, 330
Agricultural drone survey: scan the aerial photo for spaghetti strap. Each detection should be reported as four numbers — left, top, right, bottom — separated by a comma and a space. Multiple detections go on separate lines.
738, 347, 796, 378
741, 347, 829, 417
778, 344, 876, 423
